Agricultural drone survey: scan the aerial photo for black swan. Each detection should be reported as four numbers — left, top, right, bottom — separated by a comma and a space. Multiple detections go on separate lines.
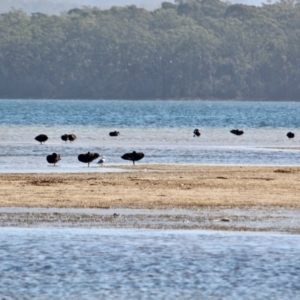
61, 134, 76, 142
35, 134, 48, 144
287, 132, 295, 139
78, 152, 100, 167
193, 129, 201, 137
61, 134, 68, 142
230, 129, 244, 136
121, 151, 144, 165
68, 134, 76, 142
109, 131, 120, 137
46, 153, 61, 165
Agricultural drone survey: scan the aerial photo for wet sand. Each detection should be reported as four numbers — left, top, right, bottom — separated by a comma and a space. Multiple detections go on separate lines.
1, 165, 300, 233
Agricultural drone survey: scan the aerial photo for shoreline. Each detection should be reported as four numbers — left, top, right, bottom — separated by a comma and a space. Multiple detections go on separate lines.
1, 165, 300, 233
0, 206, 299, 234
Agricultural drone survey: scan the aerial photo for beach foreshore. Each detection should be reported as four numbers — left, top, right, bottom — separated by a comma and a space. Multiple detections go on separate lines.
1, 165, 300, 233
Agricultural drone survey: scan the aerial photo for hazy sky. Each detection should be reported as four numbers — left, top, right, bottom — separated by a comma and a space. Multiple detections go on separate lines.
47, 0, 267, 5
0, 0, 276, 15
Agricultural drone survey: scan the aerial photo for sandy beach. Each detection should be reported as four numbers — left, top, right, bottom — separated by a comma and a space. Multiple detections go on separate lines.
1, 165, 300, 233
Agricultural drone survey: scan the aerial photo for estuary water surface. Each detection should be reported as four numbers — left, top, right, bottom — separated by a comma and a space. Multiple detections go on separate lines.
1, 228, 300, 299
1, 100, 300, 299
1, 99, 300, 172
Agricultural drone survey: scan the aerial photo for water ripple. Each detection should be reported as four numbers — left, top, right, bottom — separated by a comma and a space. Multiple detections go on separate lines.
0, 229, 300, 299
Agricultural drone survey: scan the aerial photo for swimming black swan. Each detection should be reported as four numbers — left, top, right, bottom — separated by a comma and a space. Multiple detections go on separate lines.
109, 131, 120, 137
287, 132, 295, 139
193, 129, 201, 137
230, 129, 244, 136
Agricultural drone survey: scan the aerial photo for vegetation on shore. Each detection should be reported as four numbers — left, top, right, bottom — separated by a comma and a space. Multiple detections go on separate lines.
1, 0, 300, 100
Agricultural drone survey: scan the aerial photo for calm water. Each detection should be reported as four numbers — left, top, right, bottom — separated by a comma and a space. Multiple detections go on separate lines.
1, 99, 300, 172
1, 228, 300, 299
1, 100, 300, 298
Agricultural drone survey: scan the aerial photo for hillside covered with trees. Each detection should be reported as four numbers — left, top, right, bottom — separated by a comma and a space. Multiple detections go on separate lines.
1, 0, 300, 100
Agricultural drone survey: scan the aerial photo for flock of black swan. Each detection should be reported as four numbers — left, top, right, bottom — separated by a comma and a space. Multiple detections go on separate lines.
36, 131, 144, 166
36, 129, 296, 166
61, 134, 77, 142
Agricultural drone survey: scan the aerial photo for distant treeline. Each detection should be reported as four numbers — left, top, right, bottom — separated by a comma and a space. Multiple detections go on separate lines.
1, 0, 300, 100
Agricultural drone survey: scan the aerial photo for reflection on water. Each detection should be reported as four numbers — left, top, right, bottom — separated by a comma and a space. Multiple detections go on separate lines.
0, 228, 300, 299
1, 100, 300, 172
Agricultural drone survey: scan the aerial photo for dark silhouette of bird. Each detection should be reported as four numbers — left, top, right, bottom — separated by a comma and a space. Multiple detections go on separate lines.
121, 151, 144, 165
109, 131, 120, 137
78, 152, 100, 167
35, 134, 48, 144
61, 134, 76, 142
193, 129, 201, 137
68, 134, 76, 142
287, 132, 295, 139
61, 134, 68, 142
230, 129, 244, 136
46, 153, 61, 165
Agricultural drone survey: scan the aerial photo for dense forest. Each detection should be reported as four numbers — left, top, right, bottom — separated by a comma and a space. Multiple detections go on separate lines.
1, 0, 300, 100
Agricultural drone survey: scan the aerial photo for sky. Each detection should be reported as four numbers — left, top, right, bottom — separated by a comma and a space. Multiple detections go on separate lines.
0, 0, 276, 15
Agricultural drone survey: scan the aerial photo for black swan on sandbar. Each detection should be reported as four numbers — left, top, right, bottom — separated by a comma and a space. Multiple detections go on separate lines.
61, 134, 68, 142
121, 151, 144, 165
78, 152, 100, 167
68, 134, 76, 141
61, 134, 77, 142
35, 134, 48, 144
46, 153, 61, 165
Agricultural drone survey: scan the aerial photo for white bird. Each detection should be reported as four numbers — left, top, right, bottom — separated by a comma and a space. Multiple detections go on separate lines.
97, 156, 106, 166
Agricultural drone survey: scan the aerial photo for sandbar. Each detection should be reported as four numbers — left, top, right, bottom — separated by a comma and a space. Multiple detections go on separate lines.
0, 165, 300, 233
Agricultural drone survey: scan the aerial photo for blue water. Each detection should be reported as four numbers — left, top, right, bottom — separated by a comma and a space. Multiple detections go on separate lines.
1, 99, 300, 172
1, 101, 300, 299
1, 99, 300, 128
0, 228, 299, 299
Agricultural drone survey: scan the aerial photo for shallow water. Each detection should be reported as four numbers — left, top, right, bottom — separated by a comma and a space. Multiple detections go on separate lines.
1, 99, 300, 172
1, 207, 300, 233
0, 228, 300, 299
